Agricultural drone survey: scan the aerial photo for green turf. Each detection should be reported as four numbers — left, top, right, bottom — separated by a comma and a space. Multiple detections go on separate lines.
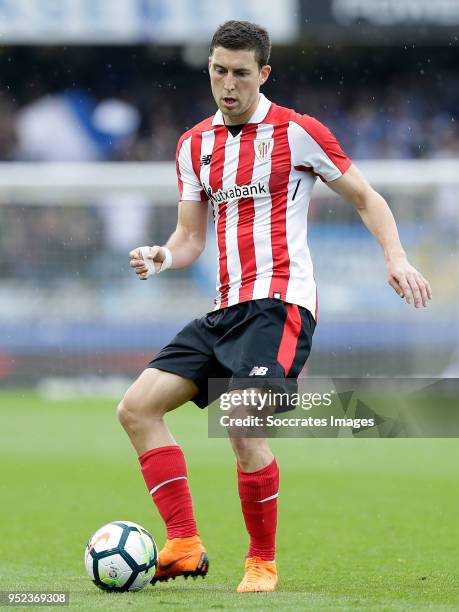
0, 390, 458, 611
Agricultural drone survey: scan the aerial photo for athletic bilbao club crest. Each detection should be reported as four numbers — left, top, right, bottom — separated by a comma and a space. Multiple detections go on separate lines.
254, 138, 274, 161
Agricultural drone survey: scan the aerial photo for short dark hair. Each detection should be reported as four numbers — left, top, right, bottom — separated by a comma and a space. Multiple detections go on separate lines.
209, 20, 271, 69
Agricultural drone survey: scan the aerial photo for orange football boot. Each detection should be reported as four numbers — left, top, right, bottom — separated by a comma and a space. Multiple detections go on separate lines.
236, 556, 278, 593
151, 534, 209, 584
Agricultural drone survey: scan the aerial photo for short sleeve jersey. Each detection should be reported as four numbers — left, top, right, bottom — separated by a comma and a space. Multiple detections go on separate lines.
175, 94, 351, 318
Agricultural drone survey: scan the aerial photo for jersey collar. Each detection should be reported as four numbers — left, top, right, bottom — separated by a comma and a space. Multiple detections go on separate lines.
212, 93, 271, 126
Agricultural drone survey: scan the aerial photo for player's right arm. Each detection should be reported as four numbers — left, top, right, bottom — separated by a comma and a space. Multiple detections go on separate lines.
129, 199, 208, 280
130, 128, 209, 280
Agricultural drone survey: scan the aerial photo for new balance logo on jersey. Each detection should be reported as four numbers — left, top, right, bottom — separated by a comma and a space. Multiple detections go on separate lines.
249, 366, 269, 376
200, 154, 212, 166
204, 182, 267, 203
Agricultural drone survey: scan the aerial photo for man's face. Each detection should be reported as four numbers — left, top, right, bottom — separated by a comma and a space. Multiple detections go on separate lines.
209, 47, 271, 125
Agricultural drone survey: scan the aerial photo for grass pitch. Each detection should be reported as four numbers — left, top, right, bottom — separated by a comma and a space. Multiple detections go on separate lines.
0, 390, 458, 611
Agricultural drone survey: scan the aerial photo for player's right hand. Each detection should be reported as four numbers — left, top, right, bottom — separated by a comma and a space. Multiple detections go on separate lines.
129, 245, 165, 280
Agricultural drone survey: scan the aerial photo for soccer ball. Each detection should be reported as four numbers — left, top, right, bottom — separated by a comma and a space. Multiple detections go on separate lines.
84, 520, 157, 592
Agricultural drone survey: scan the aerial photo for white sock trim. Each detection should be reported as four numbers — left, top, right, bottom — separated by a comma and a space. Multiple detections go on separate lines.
256, 492, 279, 503
149, 476, 187, 495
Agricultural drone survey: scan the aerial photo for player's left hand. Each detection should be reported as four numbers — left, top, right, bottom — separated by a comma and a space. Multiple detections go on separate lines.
386, 256, 432, 307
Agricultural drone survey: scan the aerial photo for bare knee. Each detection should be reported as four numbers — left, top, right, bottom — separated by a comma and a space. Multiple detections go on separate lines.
117, 381, 167, 432
116, 398, 150, 435
116, 368, 197, 433
116, 396, 144, 433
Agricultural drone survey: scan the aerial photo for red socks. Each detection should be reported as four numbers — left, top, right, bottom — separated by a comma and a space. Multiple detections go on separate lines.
237, 459, 279, 561
139, 445, 197, 540
139, 444, 279, 560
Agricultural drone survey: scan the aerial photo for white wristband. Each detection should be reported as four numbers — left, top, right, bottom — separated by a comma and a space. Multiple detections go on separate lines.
139, 246, 173, 276
160, 246, 173, 272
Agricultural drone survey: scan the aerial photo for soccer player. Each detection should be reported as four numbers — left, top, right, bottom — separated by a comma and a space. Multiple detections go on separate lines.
117, 20, 432, 593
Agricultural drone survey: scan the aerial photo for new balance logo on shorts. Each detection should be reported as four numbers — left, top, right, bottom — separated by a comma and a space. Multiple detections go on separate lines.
249, 366, 269, 376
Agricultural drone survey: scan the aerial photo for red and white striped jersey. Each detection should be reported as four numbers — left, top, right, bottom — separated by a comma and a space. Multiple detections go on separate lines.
175, 94, 351, 319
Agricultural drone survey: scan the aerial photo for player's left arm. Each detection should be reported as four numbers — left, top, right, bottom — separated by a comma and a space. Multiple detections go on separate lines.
327, 163, 432, 307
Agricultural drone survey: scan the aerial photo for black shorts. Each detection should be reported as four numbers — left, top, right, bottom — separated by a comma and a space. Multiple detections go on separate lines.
147, 298, 316, 411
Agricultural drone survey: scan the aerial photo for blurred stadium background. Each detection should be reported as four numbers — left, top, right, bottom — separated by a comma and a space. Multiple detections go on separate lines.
0, 0, 458, 396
